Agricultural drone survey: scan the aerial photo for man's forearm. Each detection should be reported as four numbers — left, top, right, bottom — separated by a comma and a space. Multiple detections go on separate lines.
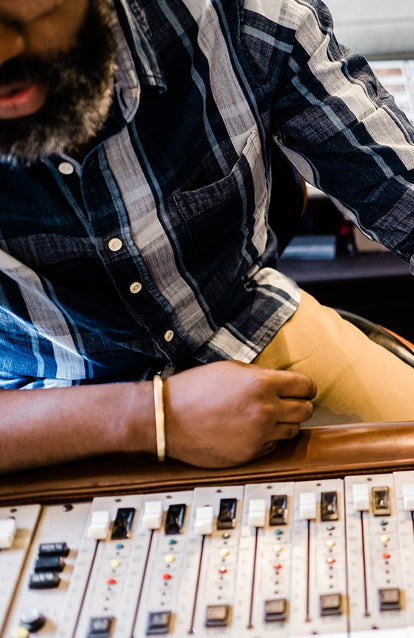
0, 381, 156, 473
0, 362, 317, 473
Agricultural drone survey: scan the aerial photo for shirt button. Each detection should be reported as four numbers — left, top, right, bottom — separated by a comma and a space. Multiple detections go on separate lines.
164, 330, 174, 342
108, 237, 123, 252
58, 161, 74, 175
129, 282, 142, 294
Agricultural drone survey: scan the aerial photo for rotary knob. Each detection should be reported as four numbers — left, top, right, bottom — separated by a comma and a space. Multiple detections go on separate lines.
20, 608, 46, 632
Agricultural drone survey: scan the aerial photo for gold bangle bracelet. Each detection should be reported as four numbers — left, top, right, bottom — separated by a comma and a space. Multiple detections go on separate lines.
153, 374, 166, 462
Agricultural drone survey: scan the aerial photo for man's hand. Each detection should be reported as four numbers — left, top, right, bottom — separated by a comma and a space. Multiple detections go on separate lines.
164, 361, 317, 468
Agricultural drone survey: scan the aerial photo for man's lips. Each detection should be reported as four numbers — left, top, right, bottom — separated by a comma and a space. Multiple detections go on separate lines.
0, 82, 48, 119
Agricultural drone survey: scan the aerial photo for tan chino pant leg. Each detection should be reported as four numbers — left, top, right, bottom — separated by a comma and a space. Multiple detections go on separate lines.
253, 289, 414, 424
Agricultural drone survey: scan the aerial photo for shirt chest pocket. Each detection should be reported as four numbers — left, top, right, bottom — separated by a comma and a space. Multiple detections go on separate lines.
172, 130, 267, 262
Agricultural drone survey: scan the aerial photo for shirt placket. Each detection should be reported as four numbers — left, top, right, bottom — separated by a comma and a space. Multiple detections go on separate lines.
74, 152, 194, 364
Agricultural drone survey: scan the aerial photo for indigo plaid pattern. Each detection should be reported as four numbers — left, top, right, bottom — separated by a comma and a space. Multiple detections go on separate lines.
0, 0, 413, 388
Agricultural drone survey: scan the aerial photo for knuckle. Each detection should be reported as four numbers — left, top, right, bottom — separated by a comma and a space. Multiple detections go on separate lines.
305, 399, 315, 418
295, 400, 313, 422
276, 424, 299, 440
243, 374, 268, 403
243, 401, 266, 426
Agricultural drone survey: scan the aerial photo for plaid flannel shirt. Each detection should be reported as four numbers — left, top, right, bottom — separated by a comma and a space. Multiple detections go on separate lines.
0, 0, 413, 388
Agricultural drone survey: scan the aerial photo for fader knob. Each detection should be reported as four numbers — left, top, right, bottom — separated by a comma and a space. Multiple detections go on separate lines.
248, 499, 266, 527
402, 484, 414, 511
299, 493, 317, 520
352, 484, 370, 512
87, 511, 111, 540
143, 501, 163, 530
194, 506, 214, 535
0, 517, 17, 549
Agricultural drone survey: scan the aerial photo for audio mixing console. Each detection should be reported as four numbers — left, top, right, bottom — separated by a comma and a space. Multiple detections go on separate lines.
2, 471, 414, 637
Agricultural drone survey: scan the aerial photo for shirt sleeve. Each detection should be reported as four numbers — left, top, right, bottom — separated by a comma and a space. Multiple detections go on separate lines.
241, 0, 414, 269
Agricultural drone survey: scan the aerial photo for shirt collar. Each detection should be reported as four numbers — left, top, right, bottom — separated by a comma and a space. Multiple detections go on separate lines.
113, 0, 167, 122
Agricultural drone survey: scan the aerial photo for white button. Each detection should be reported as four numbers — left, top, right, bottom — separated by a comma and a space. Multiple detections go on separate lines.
143, 501, 163, 529
164, 330, 174, 342
0, 518, 17, 549
402, 484, 414, 511
194, 506, 214, 535
108, 237, 123, 252
299, 492, 317, 520
87, 510, 111, 540
129, 282, 142, 294
352, 484, 370, 512
248, 499, 266, 527
58, 161, 74, 175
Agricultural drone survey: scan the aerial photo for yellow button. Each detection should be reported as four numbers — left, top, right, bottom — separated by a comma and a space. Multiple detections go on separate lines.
108, 237, 123, 252
10, 628, 29, 638
129, 282, 142, 294
164, 330, 174, 342
165, 554, 175, 563
274, 545, 283, 553
326, 540, 336, 548
111, 559, 121, 569
380, 535, 390, 544
220, 549, 229, 557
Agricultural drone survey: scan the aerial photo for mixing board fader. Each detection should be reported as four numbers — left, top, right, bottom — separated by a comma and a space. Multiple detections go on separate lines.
391, 471, 414, 636
131, 490, 193, 638
233, 481, 293, 637
345, 474, 406, 638
174, 485, 244, 637
290, 479, 347, 638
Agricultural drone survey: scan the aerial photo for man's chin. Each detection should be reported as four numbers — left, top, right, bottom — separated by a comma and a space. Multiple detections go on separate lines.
0, 83, 48, 120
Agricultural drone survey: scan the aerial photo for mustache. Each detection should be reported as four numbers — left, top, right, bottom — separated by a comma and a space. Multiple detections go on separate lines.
0, 55, 62, 87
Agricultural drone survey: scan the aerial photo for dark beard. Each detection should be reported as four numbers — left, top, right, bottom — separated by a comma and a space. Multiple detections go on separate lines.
0, 0, 117, 164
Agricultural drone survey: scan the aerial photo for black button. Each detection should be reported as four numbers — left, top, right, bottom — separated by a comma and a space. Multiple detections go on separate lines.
111, 508, 135, 540
29, 572, 61, 589
146, 611, 171, 635
205, 605, 230, 627
321, 492, 339, 522
320, 593, 342, 616
269, 495, 288, 526
264, 598, 287, 622
378, 588, 401, 611
34, 556, 65, 573
372, 487, 391, 516
38, 542, 69, 557
165, 504, 186, 535
87, 616, 114, 637
217, 499, 237, 530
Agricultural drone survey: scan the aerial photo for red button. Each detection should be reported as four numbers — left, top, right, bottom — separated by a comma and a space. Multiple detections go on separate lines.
273, 563, 282, 570
219, 566, 227, 574
382, 552, 391, 559
163, 573, 172, 580
107, 578, 116, 585
327, 557, 336, 565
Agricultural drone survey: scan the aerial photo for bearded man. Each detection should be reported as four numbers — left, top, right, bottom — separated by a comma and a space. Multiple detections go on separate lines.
0, 0, 413, 473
